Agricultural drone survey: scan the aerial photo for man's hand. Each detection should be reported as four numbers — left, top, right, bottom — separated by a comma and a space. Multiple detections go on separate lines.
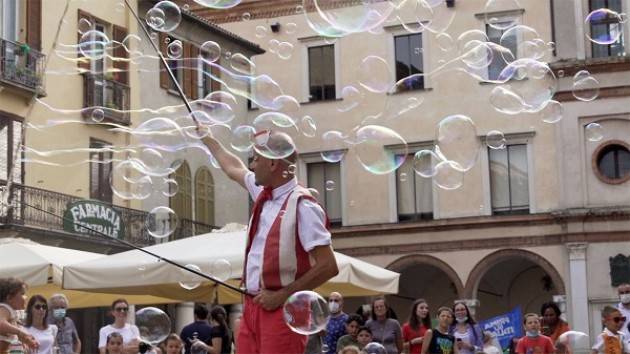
253, 289, 289, 311
18, 331, 39, 351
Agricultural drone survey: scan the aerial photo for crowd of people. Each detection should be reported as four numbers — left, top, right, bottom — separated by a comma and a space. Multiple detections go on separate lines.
2, 276, 630, 354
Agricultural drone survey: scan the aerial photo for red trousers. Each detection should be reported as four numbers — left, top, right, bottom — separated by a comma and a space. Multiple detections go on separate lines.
237, 296, 307, 354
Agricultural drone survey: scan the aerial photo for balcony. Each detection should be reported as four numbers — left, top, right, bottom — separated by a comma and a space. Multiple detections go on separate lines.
0, 182, 216, 247
0, 38, 45, 96
82, 73, 130, 125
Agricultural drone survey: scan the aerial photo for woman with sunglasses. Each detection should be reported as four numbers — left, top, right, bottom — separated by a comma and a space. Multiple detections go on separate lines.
98, 299, 140, 354
25, 295, 57, 354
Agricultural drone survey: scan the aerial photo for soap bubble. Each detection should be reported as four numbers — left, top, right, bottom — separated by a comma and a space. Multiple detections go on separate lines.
557, 331, 589, 354
79, 30, 109, 60
136, 307, 171, 345
357, 56, 393, 93
145, 206, 178, 239
167, 40, 183, 58
364, 342, 387, 354
301, 116, 317, 138
210, 259, 232, 282
354, 125, 408, 175
179, 264, 203, 290
146, 1, 181, 33
192, 0, 242, 9
283, 290, 330, 335
585, 122, 604, 142
572, 70, 600, 102
231, 125, 256, 152
486, 130, 506, 149
413, 150, 440, 178
200, 41, 221, 63
484, 0, 521, 30
436, 115, 480, 172
585, 8, 623, 45
91, 109, 105, 123
321, 131, 346, 163
540, 100, 563, 124
433, 160, 465, 190
325, 180, 335, 191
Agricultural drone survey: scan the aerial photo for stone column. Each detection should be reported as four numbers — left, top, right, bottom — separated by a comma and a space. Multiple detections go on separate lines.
175, 302, 195, 334
572, 0, 586, 59
567, 243, 589, 333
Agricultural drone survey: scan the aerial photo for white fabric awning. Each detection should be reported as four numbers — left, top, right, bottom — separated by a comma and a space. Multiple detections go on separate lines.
63, 228, 399, 304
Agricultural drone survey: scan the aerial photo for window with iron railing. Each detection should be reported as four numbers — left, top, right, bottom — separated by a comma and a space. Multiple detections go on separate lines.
89, 139, 113, 204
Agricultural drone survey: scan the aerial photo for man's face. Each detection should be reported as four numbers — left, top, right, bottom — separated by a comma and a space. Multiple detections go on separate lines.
329, 293, 343, 312
618, 284, 630, 298
250, 154, 273, 186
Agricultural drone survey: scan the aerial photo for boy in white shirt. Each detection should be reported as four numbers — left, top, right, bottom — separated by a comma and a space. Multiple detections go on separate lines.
592, 306, 630, 354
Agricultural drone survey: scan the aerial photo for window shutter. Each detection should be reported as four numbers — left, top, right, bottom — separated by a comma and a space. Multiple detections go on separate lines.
77, 11, 94, 71
183, 42, 192, 97
26, 0, 42, 51
112, 25, 129, 85
189, 45, 200, 100
211, 63, 221, 92
159, 33, 169, 89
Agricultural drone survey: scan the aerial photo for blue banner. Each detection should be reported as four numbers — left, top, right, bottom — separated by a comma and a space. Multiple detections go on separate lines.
479, 307, 523, 350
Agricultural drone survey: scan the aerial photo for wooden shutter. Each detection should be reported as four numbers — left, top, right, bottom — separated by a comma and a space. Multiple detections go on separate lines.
112, 25, 129, 85
77, 10, 93, 71
189, 46, 200, 100
183, 42, 192, 97
211, 64, 221, 92
159, 32, 169, 89
26, 0, 42, 51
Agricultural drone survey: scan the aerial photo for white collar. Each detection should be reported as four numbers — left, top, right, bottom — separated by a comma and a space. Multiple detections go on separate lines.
270, 178, 298, 200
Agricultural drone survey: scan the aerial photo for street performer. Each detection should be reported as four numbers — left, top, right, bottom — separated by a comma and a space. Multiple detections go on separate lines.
201, 129, 339, 354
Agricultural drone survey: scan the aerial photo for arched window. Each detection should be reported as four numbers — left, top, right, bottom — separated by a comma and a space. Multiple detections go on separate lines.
593, 141, 630, 184
170, 161, 192, 221
195, 167, 215, 226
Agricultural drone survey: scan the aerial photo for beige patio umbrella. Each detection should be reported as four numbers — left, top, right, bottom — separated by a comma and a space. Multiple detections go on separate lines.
63, 225, 400, 304
0, 238, 179, 308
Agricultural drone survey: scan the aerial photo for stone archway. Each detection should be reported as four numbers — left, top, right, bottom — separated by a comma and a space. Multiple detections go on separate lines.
384, 254, 465, 320
464, 249, 566, 320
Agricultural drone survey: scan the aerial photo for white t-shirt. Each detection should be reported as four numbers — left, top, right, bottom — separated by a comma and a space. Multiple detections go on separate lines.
26, 325, 58, 354
98, 323, 140, 349
244, 172, 332, 293
592, 328, 630, 354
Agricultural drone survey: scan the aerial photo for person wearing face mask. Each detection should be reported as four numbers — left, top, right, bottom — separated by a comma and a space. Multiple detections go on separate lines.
450, 302, 484, 354
48, 294, 81, 354
515, 314, 555, 354
323, 292, 348, 353
617, 283, 630, 345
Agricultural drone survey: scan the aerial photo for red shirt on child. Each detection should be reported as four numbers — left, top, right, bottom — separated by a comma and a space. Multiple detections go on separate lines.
516, 335, 555, 354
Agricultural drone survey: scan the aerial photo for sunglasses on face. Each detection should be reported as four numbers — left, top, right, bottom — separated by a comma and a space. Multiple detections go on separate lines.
611, 316, 627, 323
34, 304, 47, 310
114, 307, 129, 313
619, 291, 630, 295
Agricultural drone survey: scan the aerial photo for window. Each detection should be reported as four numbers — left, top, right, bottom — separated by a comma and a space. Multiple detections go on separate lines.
394, 33, 424, 90
89, 139, 113, 203
589, 0, 625, 58
194, 167, 215, 225
197, 52, 220, 99
0, 116, 22, 184
594, 142, 630, 184
396, 153, 433, 221
1, 0, 19, 41
489, 144, 529, 214
170, 161, 192, 221
486, 22, 518, 80
306, 162, 341, 225
308, 45, 336, 101
168, 54, 184, 92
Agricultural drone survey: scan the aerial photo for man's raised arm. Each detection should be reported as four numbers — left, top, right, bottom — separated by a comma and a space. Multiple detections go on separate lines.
201, 134, 249, 189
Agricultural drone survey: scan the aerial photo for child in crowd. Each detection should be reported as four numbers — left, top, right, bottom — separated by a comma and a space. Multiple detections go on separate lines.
515, 313, 555, 354
591, 306, 630, 354
422, 307, 457, 354
340, 345, 361, 354
105, 332, 124, 354
337, 314, 364, 352
163, 333, 183, 354
357, 327, 373, 349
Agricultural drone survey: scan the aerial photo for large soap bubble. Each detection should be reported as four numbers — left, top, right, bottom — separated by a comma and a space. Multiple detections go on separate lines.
283, 290, 330, 335
136, 307, 171, 345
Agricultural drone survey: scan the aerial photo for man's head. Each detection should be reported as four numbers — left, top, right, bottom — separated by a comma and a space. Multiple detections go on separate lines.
194, 303, 209, 321
523, 313, 541, 334
618, 283, 630, 305
328, 292, 343, 314
250, 131, 297, 187
602, 305, 625, 333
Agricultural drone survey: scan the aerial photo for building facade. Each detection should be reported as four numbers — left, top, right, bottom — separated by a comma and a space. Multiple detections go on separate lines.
192, 0, 630, 338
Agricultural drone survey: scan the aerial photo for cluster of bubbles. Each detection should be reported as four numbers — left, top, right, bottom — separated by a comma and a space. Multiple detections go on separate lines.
22, 0, 626, 337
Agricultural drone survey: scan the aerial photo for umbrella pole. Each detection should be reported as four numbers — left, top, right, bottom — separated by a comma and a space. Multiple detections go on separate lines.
17, 201, 247, 296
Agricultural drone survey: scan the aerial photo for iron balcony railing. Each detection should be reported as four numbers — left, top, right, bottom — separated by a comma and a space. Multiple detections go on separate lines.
0, 38, 45, 95
0, 182, 216, 247
83, 73, 130, 125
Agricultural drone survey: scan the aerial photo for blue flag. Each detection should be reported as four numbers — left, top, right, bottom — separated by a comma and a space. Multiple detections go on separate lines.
479, 307, 523, 350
